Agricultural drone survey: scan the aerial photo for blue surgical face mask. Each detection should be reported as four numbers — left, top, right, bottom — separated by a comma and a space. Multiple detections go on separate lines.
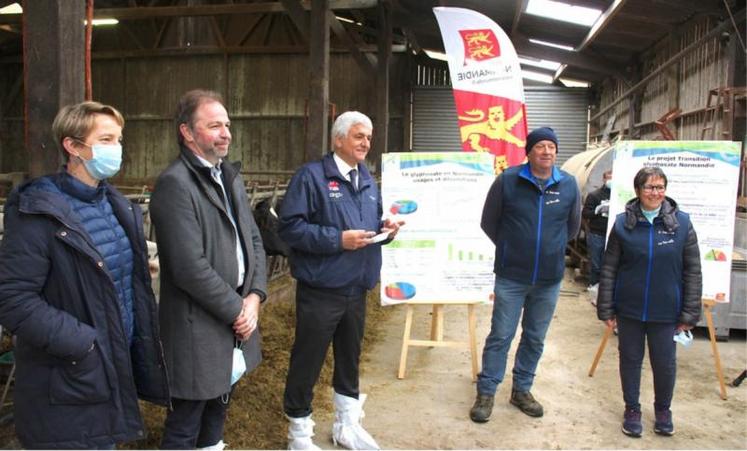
605, 180, 613, 189
78, 143, 122, 180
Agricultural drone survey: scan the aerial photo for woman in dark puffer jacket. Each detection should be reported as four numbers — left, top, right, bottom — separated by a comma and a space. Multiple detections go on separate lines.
596, 166, 701, 439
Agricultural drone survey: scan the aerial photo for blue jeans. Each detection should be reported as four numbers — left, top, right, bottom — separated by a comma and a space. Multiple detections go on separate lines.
586, 232, 605, 286
476, 276, 561, 395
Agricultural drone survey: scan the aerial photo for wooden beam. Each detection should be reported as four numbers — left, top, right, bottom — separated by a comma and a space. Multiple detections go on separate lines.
577, 0, 627, 51
279, 0, 309, 39
589, 9, 746, 123
0, 1, 378, 25
511, 0, 527, 38
329, 11, 375, 73
373, 0, 391, 172
306, 0, 329, 162
651, 0, 722, 15
402, 27, 422, 55
513, 34, 624, 78
235, 15, 264, 46
207, 17, 225, 48
23, 0, 85, 177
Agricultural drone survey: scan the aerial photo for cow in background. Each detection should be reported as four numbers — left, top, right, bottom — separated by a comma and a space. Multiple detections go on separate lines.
253, 197, 291, 257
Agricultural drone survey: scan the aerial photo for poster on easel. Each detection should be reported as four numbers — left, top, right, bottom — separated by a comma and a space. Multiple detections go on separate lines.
380, 152, 496, 305
607, 141, 741, 303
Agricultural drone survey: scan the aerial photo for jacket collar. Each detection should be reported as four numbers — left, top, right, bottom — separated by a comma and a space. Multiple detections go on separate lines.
518, 163, 563, 189
14, 172, 115, 222
322, 152, 373, 190
57, 170, 107, 203
623, 196, 679, 231
179, 145, 242, 188
12, 173, 138, 256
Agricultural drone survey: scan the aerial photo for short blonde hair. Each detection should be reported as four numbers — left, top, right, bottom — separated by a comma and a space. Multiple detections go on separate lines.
52, 101, 124, 160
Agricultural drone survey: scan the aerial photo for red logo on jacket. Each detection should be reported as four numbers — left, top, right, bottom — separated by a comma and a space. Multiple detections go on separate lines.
328, 180, 340, 191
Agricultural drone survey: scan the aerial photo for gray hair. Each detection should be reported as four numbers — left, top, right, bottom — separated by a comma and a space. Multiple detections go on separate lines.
330, 111, 372, 151
633, 166, 668, 190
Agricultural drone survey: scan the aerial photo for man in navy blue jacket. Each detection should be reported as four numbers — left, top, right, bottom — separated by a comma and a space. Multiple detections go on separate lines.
279, 111, 402, 450
470, 127, 581, 423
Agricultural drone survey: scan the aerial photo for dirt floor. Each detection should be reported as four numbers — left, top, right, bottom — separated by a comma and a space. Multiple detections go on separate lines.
0, 270, 745, 449
309, 269, 747, 450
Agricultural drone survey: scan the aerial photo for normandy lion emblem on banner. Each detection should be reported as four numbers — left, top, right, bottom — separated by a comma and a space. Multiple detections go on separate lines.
459, 29, 500, 63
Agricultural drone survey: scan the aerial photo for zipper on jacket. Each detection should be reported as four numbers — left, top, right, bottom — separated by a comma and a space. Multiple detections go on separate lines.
642, 223, 654, 321
531, 191, 544, 285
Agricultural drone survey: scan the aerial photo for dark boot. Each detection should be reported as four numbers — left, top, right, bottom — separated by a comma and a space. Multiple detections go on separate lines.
510, 390, 544, 417
469, 393, 494, 423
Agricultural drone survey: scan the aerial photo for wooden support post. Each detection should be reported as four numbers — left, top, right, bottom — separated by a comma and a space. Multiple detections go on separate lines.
398, 302, 479, 381
305, 0, 329, 162
430, 304, 444, 342
588, 299, 728, 400
588, 325, 614, 377
703, 299, 728, 400
372, 0, 391, 174
397, 304, 414, 379
467, 303, 478, 378
23, 0, 86, 178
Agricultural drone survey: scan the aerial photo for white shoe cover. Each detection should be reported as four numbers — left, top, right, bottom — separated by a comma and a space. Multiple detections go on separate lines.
332, 392, 380, 450
197, 440, 226, 450
287, 415, 321, 450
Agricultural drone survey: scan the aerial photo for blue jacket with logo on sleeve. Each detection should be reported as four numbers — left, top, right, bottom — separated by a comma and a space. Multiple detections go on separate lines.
481, 163, 581, 285
279, 153, 384, 291
596, 197, 702, 325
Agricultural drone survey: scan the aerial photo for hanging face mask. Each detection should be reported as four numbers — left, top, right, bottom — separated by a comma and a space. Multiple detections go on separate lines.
231, 346, 246, 385
78, 143, 123, 180
673, 329, 693, 347
605, 180, 613, 189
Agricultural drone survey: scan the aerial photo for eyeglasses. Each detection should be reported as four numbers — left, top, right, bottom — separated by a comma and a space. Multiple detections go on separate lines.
642, 184, 666, 193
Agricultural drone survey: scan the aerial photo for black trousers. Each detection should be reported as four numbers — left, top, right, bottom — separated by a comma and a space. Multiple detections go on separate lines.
617, 316, 677, 412
283, 283, 367, 418
160, 394, 231, 449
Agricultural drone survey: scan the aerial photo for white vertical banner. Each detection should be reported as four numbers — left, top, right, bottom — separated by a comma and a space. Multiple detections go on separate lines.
433, 7, 527, 172
380, 152, 496, 305
607, 141, 741, 303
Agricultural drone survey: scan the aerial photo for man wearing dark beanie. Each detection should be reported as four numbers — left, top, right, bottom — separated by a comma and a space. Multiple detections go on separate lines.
470, 126, 581, 423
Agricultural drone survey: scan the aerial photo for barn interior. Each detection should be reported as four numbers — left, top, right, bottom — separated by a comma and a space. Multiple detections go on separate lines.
0, 0, 744, 448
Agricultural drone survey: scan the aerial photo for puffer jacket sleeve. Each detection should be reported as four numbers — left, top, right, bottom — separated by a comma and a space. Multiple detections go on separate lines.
567, 181, 582, 241
582, 189, 601, 221
596, 225, 621, 321
480, 174, 504, 245
679, 221, 702, 325
0, 203, 97, 361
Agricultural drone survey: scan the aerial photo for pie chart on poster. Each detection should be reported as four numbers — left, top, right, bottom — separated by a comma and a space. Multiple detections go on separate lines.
389, 200, 418, 215
385, 282, 416, 300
